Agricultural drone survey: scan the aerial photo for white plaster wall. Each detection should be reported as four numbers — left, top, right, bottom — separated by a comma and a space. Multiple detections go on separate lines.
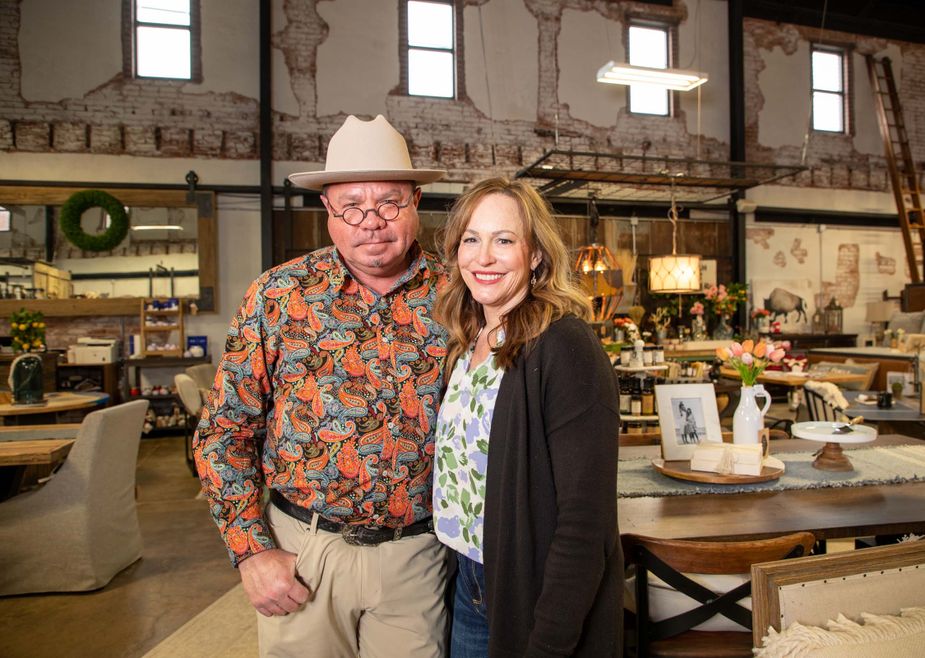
19, 0, 122, 102
749, 184, 895, 215
758, 41, 811, 149
193, 0, 259, 99
558, 8, 624, 127
678, 0, 729, 142
852, 43, 903, 155
271, 0, 300, 117
464, 0, 538, 122
746, 216, 908, 335
316, 0, 398, 117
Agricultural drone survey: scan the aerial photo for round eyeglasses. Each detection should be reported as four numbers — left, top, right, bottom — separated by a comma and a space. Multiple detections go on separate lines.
323, 195, 414, 226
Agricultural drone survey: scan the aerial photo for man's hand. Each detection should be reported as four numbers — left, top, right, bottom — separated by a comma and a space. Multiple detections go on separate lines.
238, 548, 312, 617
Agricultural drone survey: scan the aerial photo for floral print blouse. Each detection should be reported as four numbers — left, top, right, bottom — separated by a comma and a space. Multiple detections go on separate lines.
433, 347, 504, 563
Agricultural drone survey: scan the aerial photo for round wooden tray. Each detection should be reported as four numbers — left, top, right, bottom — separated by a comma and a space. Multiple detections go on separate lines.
651, 457, 785, 484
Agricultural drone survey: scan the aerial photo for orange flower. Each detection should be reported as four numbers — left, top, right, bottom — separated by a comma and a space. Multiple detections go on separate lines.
753, 341, 767, 358
715, 346, 731, 360
741, 339, 754, 354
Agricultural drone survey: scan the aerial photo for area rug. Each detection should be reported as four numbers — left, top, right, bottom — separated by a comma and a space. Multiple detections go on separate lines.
618, 444, 925, 498
142, 584, 257, 658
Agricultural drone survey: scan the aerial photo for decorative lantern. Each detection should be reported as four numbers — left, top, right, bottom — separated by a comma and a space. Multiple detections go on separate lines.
574, 200, 623, 324
823, 298, 843, 334
647, 177, 701, 294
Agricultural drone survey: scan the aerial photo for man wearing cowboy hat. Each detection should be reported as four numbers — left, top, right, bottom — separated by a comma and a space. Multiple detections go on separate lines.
194, 115, 448, 657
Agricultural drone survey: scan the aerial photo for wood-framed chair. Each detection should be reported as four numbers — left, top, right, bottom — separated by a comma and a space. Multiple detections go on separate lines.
624, 531, 817, 657
752, 540, 925, 654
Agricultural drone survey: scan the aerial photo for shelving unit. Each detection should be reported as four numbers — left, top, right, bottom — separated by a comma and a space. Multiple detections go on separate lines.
616, 363, 668, 432
125, 355, 210, 438
140, 298, 185, 357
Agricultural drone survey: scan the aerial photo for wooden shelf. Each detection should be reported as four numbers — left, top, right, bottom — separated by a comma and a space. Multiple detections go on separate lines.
140, 299, 185, 358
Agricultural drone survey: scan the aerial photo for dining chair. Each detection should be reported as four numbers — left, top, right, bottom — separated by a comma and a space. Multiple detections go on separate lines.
175, 373, 206, 475
184, 362, 218, 395
624, 531, 817, 658
0, 400, 149, 595
802, 381, 848, 422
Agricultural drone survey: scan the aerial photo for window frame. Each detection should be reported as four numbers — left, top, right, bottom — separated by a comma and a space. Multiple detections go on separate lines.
810, 44, 849, 134
625, 20, 676, 118
400, 0, 464, 100
123, 0, 202, 83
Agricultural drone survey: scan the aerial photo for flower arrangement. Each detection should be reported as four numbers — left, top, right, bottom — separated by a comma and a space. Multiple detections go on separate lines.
715, 339, 786, 386
751, 308, 771, 319
9, 308, 46, 353
613, 317, 641, 342
704, 283, 748, 317
690, 301, 705, 316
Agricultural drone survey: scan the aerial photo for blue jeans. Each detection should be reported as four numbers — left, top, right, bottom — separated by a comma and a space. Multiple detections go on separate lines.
450, 553, 489, 658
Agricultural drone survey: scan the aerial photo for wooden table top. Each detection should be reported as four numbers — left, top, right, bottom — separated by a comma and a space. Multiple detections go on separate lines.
0, 391, 109, 417
719, 367, 869, 388
619, 435, 925, 541
0, 439, 74, 467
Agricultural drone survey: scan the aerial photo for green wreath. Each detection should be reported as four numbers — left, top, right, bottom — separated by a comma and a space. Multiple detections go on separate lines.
59, 190, 129, 252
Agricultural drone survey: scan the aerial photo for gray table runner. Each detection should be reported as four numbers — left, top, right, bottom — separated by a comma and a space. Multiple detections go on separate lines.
617, 444, 925, 498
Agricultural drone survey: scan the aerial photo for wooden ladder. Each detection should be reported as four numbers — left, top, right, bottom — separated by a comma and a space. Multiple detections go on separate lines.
866, 54, 925, 283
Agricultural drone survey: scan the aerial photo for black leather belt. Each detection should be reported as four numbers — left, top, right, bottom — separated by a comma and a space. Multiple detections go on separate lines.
270, 490, 434, 546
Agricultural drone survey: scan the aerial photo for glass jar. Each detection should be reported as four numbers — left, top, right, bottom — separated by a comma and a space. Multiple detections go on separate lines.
618, 377, 632, 414
625, 421, 643, 434
643, 346, 655, 366
653, 345, 665, 364
641, 378, 655, 415
630, 394, 642, 416
620, 346, 633, 367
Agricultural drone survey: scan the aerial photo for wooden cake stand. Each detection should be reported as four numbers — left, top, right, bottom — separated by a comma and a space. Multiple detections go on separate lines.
791, 422, 877, 471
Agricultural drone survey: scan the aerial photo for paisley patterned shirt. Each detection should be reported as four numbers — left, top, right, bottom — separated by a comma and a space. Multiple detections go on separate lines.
194, 244, 447, 565
433, 347, 503, 563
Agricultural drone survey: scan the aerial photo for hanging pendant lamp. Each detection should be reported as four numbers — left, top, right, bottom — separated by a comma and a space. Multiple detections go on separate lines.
648, 177, 701, 294
574, 199, 623, 323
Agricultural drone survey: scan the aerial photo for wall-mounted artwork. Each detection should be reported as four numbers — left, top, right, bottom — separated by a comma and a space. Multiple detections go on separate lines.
751, 279, 815, 332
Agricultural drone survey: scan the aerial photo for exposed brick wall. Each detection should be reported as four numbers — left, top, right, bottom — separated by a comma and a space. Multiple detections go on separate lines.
744, 17, 925, 192
0, 1, 921, 194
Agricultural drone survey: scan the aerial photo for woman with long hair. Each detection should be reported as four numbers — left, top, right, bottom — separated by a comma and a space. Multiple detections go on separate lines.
433, 178, 622, 657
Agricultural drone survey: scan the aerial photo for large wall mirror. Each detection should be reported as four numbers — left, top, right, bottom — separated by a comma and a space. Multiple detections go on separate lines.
0, 186, 217, 316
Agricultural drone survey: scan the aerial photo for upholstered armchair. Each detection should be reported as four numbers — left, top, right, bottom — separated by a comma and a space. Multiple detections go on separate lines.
0, 400, 149, 595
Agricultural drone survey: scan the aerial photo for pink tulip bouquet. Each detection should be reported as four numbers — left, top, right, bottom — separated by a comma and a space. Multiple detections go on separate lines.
715, 339, 786, 386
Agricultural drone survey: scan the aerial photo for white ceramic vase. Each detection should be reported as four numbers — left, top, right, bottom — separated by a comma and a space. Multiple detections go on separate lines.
733, 384, 771, 444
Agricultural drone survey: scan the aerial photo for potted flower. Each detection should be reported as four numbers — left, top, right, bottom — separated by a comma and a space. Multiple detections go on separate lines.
651, 307, 673, 344
751, 308, 771, 333
715, 339, 786, 444
7, 308, 47, 405
705, 283, 748, 339
690, 301, 707, 340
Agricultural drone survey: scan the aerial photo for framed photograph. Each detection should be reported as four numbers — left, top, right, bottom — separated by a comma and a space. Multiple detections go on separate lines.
654, 383, 723, 461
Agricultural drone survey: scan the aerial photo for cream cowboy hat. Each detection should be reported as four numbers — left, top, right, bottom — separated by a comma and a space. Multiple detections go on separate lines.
288, 114, 446, 190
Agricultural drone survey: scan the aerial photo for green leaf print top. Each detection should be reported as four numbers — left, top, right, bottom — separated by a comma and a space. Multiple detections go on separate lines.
432, 349, 503, 563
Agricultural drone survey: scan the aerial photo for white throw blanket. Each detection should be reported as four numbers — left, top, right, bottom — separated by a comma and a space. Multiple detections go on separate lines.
804, 380, 850, 420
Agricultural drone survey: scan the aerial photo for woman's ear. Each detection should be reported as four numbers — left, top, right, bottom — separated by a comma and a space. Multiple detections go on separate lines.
531, 250, 542, 271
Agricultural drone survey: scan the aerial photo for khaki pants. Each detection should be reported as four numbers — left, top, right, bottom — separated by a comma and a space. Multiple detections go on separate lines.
259, 504, 448, 658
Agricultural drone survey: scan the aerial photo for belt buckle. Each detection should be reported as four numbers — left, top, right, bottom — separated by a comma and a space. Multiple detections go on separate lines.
341, 525, 364, 546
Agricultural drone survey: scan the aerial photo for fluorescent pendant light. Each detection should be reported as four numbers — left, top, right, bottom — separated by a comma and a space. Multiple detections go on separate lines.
596, 61, 708, 91
131, 225, 184, 231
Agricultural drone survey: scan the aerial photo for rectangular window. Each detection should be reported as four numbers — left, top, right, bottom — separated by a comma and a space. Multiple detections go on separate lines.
812, 46, 846, 133
628, 24, 671, 116
406, 0, 455, 98
133, 0, 195, 80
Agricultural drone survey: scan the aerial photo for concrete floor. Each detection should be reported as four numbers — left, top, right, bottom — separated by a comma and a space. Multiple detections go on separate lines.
0, 435, 241, 658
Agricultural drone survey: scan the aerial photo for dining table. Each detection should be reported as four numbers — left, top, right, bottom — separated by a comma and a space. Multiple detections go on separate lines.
842, 390, 925, 434
0, 438, 74, 499
719, 366, 869, 388
0, 391, 109, 425
618, 435, 925, 542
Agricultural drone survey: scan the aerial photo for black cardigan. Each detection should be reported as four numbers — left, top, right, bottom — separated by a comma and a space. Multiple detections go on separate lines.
483, 316, 623, 657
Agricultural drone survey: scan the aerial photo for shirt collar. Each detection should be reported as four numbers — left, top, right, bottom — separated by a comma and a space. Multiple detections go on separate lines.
327, 241, 434, 295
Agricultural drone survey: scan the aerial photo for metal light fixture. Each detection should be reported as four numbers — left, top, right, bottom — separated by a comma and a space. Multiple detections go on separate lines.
596, 62, 708, 91
574, 199, 623, 323
648, 177, 701, 294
